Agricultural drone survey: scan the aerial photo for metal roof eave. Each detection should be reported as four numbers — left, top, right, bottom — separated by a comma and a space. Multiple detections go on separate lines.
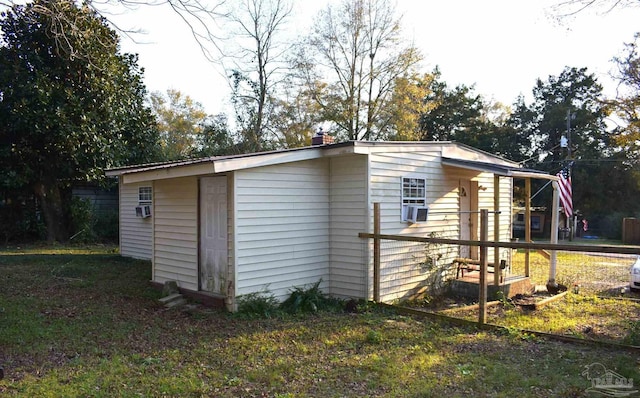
441, 157, 558, 181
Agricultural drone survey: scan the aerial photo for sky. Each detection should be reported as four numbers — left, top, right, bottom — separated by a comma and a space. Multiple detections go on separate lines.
112, 0, 640, 115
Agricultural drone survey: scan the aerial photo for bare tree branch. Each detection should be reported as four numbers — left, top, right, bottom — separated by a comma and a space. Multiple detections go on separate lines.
294, 0, 422, 141
1, 0, 229, 63
223, 0, 293, 151
551, 0, 638, 17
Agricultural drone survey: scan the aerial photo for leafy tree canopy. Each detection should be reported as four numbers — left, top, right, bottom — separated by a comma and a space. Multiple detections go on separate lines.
0, 0, 159, 241
150, 89, 207, 161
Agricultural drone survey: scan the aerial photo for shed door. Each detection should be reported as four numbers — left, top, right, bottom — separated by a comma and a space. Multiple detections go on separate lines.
459, 180, 479, 259
199, 176, 228, 294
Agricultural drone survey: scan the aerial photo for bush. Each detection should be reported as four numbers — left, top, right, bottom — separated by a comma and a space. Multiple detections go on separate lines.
69, 197, 119, 243
280, 280, 342, 314
236, 291, 280, 318
69, 197, 96, 242
94, 209, 119, 242
0, 196, 45, 244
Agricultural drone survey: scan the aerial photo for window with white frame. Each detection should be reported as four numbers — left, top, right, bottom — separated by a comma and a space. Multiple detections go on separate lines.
401, 177, 426, 220
402, 177, 426, 205
138, 186, 152, 205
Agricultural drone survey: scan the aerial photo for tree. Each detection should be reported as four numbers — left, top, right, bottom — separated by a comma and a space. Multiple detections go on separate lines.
225, 0, 292, 152
386, 72, 436, 141
150, 89, 208, 160
294, 0, 422, 141
194, 113, 240, 156
400, 69, 522, 159
270, 84, 324, 148
611, 33, 640, 163
0, 0, 228, 62
0, 0, 159, 242
418, 73, 485, 142
523, 67, 610, 171
509, 66, 633, 236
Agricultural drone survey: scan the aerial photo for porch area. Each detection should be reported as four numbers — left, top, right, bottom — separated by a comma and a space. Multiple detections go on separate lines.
450, 271, 534, 300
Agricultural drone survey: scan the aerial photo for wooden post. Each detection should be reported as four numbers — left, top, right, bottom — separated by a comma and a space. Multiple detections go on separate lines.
373, 202, 381, 303
549, 182, 560, 285
470, 181, 479, 260
493, 175, 500, 287
525, 178, 531, 277
479, 209, 488, 325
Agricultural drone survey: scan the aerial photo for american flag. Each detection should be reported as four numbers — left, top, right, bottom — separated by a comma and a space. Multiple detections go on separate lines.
556, 166, 572, 218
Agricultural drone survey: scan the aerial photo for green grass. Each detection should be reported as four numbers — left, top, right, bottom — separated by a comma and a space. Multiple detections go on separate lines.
1, 245, 638, 397
443, 293, 640, 344
510, 250, 632, 293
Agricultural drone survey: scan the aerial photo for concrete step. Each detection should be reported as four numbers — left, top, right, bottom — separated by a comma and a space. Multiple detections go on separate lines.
159, 293, 188, 309
159, 293, 183, 304
164, 297, 188, 308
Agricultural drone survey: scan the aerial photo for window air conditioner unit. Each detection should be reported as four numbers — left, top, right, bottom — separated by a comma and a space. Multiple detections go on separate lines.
135, 205, 152, 218
407, 206, 428, 223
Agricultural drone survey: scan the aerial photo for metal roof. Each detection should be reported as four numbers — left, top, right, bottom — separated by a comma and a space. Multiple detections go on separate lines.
441, 157, 558, 181
106, 141, 556, 182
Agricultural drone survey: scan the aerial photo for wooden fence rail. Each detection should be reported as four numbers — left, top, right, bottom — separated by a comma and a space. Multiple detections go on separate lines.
360, 206, 640, 325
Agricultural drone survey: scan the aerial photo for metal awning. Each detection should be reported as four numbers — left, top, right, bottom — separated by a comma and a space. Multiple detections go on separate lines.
441, 157, 558, 181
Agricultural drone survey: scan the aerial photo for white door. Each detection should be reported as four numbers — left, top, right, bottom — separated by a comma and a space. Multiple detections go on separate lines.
459, 180, 480, 259
459, 180, 471, 258
199, 176, 228, 294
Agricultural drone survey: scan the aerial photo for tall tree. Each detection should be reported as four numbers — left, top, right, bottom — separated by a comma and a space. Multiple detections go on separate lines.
512, 67, 622, 232
611, 33, 640, 163
418, 74, 485, 142
386, 72, 436, 141
150, 89, 208, 160
0, 0, 228, 62
294, 0, 422, 141
225, 0, 292, 152
0, 0, 158, 242
407, 69, 523, 159
194, 113, 240, 156
523, 67, 610, 170
270, 84, 324, 148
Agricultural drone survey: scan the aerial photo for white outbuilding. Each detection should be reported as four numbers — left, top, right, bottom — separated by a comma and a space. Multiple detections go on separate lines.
107, 140, 547, 310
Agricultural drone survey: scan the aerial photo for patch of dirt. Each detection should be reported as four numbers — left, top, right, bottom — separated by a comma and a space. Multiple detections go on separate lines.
403, 295, 478, 311
509, 292, 555, 306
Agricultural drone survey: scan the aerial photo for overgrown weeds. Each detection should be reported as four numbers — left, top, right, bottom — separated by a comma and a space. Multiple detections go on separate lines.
236, 290, 280, 318
236, 280, 346, 318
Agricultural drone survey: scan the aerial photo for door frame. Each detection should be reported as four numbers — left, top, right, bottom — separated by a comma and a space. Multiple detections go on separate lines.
198, 175, 229, 295
459, 179, 479, 260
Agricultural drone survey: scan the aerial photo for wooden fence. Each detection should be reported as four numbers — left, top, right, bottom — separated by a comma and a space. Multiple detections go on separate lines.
360, 205, 640, 325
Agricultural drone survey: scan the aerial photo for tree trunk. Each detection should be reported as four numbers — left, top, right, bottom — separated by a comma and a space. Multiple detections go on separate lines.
33, 181, 68, 242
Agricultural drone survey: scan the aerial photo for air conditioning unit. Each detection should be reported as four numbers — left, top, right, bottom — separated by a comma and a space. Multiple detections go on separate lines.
135, 205, 152, 218
407, 206, 428, 223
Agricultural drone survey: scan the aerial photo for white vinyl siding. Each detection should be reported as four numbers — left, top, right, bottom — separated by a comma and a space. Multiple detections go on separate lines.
329, 155, 368, 299
369, 149, 451, 302
234, 159, 330, 301
153, 177, 199, 291
113, 141, 519, 307
368, 146, 513, 302
119, 182, 153, 260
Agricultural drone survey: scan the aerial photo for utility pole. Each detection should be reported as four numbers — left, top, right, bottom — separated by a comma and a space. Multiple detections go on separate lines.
566, 109, 572, 160
566, 109, 574, 241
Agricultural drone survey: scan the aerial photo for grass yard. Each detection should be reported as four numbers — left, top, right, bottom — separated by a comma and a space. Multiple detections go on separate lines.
411, 248, 640, 346
510, 249, 634, 295
1, 246, 639, 397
